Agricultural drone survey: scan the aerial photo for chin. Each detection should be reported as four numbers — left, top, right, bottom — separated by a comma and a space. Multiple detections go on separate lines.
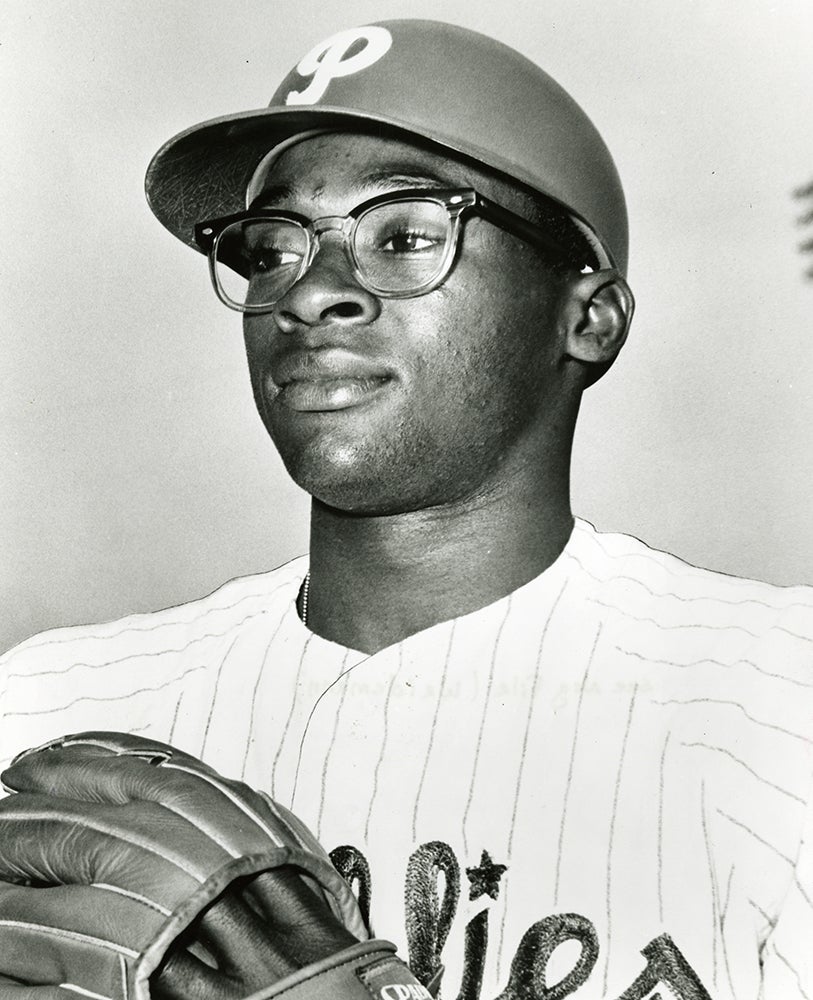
266, 408, 483, 515
275, 440, 436, 516
291, 465, 416, 516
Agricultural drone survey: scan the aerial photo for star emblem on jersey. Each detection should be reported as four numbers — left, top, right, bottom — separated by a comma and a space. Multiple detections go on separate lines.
465, 850, 508, 901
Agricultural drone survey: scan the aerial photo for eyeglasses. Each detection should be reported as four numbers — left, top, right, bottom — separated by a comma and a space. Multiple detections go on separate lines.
194, 188, 588, 314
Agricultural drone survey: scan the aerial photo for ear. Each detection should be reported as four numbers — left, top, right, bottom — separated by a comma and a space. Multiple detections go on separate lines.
559, 270, 635, 385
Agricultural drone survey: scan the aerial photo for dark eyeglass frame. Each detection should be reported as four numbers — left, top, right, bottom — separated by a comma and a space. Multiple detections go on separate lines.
194, 187, 589, 314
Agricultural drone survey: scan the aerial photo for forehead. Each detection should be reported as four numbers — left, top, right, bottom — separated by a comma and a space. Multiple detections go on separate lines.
252, 130, 523, 209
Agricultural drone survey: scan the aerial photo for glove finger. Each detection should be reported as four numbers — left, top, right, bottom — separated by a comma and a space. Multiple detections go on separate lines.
11, 732, 266, 806
0, 882, 160, 989
0, 793, 219, 902
7, 735, 345, 879
10, 732, 178, 767
171, 875, 354, 988
246, 867, 358, 962
246, 849, 368, 943
152, 865, 357, 989
195, 888, 298, 983
3, 743, 289, 858
3, 744, 168, 804
151, 948, 241, 1000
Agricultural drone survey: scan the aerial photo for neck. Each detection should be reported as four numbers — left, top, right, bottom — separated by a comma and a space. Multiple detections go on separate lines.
305, 445, 575, 654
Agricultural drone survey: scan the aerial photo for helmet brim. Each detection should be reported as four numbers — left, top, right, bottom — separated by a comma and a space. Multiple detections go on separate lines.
145, 105, 616, 269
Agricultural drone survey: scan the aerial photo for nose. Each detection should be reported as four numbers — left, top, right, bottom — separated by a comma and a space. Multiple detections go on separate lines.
272, 239, 381, 333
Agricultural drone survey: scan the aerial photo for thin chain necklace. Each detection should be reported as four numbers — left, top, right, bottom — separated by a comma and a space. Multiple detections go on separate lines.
300, 571, 311, 627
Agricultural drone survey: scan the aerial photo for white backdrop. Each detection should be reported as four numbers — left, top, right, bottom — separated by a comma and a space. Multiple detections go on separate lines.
2, 0, 812, 653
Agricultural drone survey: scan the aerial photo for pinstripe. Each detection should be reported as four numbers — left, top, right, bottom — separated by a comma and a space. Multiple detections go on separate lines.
553, 621, 602, 906
2, 665, 207, 717
566, 549, 808, 611
242, 613, 287, 783
366, 648, 403, 843
700, 779, 719, 987
717, 809, 795, 866
492, 583, 569, 980
657, 730, 671, 923
681, 741, 806, 804
3, 610, 271, 682
769, 943, 812, 1000
748, 897, 772, 925
2, 522, 811, 999
720, 927, 736, 996
272, 633, 313, 793
795, 873, 813, 913
169, 691, 184, 743
507, 580, 567, 855
584, 530, 745, 582
736, 658, 813, 689
492, 584, 568, 980
721, 864, 734, 925
7, 576, 295, 655
719, 865, 737, 998
412, 622, 455, 841
490, 879, 510, 988
603, 683, 638, 995
461, 596, 513, 857
775, 624, 813, 642
618, 646, 813, 689
585, 531, 712, 575
589, 599, 766, 639
316, 650, 354, 839
200, 633, 241, 759
290, 651, 366, 803
4, 614, 198, 655
596, 598, 813, 645
652, 697, 813, 746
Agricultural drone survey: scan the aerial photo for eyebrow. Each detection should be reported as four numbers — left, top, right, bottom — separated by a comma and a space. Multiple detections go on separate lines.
251, 183, 294, 208
358, 166, 459, 191
250, 164, 461, 210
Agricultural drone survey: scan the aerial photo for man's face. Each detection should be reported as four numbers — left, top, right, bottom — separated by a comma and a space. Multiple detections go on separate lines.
243, 132, 573, 515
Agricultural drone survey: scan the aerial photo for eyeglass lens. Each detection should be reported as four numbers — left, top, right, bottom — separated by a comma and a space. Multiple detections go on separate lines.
213, 199, 454, 308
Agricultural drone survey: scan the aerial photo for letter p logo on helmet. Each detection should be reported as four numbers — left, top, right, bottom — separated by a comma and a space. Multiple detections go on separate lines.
146, 19, 629, 274
285, 26, 393, 106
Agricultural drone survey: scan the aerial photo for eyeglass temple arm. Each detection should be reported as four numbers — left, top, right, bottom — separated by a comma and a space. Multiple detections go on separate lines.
472, 193, 582, 266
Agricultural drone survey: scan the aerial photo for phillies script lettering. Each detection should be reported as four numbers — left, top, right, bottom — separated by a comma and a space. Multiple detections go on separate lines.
330, 842, 712, 1000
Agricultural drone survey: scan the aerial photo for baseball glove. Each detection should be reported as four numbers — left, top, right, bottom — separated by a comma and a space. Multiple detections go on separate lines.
0, 732, 425, 1000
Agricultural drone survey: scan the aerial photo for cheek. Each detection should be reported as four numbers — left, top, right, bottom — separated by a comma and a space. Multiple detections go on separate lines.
243, 325, 260, 373
405, 271, 559, 425
243, 323, 278, 424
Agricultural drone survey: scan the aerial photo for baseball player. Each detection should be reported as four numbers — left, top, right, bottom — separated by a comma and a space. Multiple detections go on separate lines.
1, 19, 812, 1000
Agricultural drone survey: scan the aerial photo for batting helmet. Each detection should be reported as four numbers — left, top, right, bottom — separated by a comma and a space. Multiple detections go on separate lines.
146, 20, 628, 273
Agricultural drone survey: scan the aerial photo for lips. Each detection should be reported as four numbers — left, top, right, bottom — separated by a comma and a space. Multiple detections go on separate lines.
275, 375, 391, 412
269, 351, 394, 413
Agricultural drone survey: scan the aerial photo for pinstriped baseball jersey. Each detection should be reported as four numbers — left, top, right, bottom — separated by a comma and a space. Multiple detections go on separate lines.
2, 518, 812, 999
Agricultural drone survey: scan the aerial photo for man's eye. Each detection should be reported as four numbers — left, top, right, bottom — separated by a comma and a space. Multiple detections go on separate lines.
247, 248, 303, 272
379, 229, 438, 254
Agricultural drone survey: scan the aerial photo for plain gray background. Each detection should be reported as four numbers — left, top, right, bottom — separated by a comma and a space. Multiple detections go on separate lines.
2, 0, 812, 653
